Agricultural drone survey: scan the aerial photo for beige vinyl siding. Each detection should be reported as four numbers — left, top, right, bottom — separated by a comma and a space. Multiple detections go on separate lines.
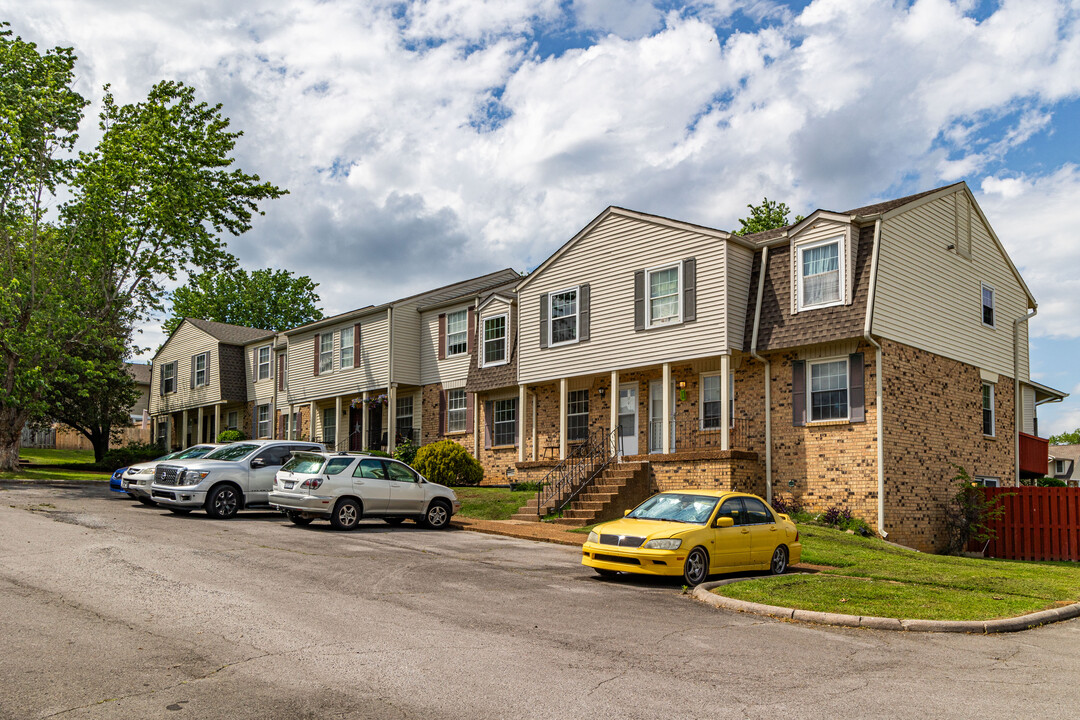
286, 312, 390, 403
518, 213, 731, 384
726, 244, 753, 350
873, 191, 1030, 380
419, 303, 473, 385
149, 322, 223, 415
391, 300, 422, 386
1021, 384, 1036, 435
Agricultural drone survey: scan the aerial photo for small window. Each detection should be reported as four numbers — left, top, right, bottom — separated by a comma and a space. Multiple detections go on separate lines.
798, 238, 843, 310
549, 288, 578, 345
701, 375, 722, 429
493, 398, 516, 446
483, 314, 507, 366
647, 265, 680, 327
982, 382, 995, 436
396, 396, 414, 442
257, 404, 271, 438
193, 353, 207, 387
446, 389, 467, 433
340, 327, 354, 369
257, 346, 271, 381
1054, 460, 1065, 475
809, 359, 849, 421
319, 334, 334, 374
322, 407, 336, 445
162, 362, 177, 394
982, 283, 995, 328
446, 310, 468, 356
974, 476, 999, 488
227, 411, 238, 431
567, 390, 589, 442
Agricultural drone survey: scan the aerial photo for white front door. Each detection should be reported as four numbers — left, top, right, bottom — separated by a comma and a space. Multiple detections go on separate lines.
648, 380, 675, 453
617, 383, 638, 456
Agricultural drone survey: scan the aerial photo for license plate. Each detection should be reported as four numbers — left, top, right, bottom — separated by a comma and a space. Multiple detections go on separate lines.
284, 482, 295, 490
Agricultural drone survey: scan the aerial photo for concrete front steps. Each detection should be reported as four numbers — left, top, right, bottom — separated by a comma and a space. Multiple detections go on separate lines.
550, 461, 651, 527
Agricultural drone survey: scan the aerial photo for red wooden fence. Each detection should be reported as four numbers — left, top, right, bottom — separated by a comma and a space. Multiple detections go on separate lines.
980, 487, 1080, 562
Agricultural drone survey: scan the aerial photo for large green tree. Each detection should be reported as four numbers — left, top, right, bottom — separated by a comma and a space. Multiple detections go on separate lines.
163, 267, 323, 337
1049, 428, 1080, 445
734, 197, 804, 235
0, 27, 285, 471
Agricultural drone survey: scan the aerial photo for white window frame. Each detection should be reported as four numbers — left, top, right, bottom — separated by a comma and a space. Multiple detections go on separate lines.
808, 357, 850, 422
796, 236, 845, 311
699, 372, 733, 430
1055, 459, 1065, 475
981, 282, 996, 329
319, 333, 334, 374
548, 286, 580, 347
492, 398, 517, 447
257, 404, 271, 438
982, 382, 995, 437
162, 361, 177, 394
567, 389, 589, 442
974, 476, 1000, 487
396, 395, 414, 439
227, 411, 238, 431
257, 345, 271, 381
482, 313, 508, 368
322, 407, 337, 445
339, 327, 354, 369
446, 389, 467, 433
446, 309, 468, 357
193, 352, 208, 387
645, 263, 682, 328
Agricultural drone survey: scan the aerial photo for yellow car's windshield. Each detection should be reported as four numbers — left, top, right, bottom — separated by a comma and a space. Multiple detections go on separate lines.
628, 494, 719, 524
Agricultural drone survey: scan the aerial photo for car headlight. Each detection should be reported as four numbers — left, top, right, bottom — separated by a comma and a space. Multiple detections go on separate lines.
643, 538, 682, 550
180, 470, 210, 486
127, 468, 141, 476
587, 530, 599, 544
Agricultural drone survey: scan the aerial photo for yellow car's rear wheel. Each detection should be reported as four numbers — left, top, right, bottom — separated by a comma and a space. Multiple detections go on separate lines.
770, 545, 789, 575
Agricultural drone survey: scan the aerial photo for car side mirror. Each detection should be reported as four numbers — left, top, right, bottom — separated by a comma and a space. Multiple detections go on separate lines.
715, 516, 734, 528
624, 509, 631, 517
250, 457, 266, 468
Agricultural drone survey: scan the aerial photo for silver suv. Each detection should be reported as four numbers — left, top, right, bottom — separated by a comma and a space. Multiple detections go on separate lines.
151, 440, 325, 518
269, 451, 460, 531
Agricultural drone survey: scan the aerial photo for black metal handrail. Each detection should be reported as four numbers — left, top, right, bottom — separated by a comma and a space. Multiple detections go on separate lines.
536, 425, 619, 517
646, 417, 748, 453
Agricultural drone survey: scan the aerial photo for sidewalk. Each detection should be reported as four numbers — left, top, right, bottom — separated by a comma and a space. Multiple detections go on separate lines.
450, 517, 585, 546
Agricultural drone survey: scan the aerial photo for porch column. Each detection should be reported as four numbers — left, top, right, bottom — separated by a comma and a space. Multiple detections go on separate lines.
214, 404, 220, 443
196, 407, 203, 445
559, 378, 568, 460
531, 391, 537, 461
287, 404, 294, 440
361, 392, 369, 450
387, 385, 397, 455
165, 415, 172, 449
518, 384, 527, 463
610, 370, 619, 455
662, 362, 671, 455
720, 354, 731, 451
181, 409, 188, 448
335, 395, 342, 450
309, 401, 316, 442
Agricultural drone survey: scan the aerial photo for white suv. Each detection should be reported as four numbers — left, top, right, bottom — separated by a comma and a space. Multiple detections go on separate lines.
269, 451, 460, 531
151, 440, 325, 518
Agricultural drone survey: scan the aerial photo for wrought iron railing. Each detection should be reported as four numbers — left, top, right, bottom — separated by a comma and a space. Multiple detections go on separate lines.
536, 425, 619, 517
645, 418, 748, 453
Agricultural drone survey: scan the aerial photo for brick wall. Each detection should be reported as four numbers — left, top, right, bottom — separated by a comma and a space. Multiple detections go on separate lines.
641, 451, 764, 496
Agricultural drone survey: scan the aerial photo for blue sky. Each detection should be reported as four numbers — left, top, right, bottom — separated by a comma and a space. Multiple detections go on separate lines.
5, 0, 1080, 435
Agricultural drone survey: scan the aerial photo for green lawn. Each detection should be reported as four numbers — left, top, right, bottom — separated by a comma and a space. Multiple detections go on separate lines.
2, 448, 110, 482
18, 448, 97, 465
714, 525, 1080, 621
454, 487, 535, 521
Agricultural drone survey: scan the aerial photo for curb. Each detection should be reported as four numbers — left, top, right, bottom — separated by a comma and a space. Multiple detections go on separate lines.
692, 576, 1080, 633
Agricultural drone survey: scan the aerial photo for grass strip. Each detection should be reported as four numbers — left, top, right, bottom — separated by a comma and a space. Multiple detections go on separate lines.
454, 487, 535, 521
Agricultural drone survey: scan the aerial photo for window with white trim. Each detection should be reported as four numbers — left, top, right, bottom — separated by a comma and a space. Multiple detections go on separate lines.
257, 345, 271, 380
982, 382, 995, 436
493, 398, 517, 446
647, 264, 680, 327
447, 389, 467, 433
339, 327, 354, 369
396, 396, 413, 441
483, 314, 507, 366
446, 310, 468, 356
227, 411, 238, 431
257, 404, 271, 438
974, 476, 999, 487
549, 288, 578, 345
567, 390, 589, 441
809, 359, 849, 421
322, 407, 336, 445
702, 373, 735, 430
797, 237, 844, 310
162, 361, 177, 394
981, 283, 995, 328
193, 352, 208, 387
1055, 460, 1065, 475
319, 333, 334, 374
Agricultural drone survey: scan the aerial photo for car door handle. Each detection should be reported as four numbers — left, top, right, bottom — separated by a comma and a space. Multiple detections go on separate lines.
740, 528, 750, 534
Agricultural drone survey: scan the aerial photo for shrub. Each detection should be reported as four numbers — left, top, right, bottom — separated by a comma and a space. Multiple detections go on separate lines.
394, 438, 418, 466
412, 440, 484, 487
820, 505, 853, 528
770, 494, 803, 516
216, 429, 245, 443
511, 481, 542, 492
1039, 477, 1067, 487
943, 465, 1006, 555
100, 442, 166, 471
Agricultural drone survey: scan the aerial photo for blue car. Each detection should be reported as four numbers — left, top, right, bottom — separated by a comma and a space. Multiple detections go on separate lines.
110, 467, 132, 496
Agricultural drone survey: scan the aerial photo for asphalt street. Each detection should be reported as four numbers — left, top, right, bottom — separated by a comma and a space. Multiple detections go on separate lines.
2, 483, 1079, 719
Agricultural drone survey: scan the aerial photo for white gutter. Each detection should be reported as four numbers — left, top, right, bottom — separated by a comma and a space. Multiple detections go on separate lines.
1013, 307, 1038, 486
749, 246, 772, 502
863, 217, 887, 538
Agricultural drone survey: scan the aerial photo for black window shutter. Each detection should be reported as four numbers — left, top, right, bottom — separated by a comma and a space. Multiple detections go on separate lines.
268, 348, 274, 379
159, 365, 165, 396
204, 352, 211, 387
539, 293, 549, 349
634, 270, 645, 330
849, 353, 865, 422
792, 360, 806, 427
252, 348, 258, 381
579, 284, 590, 341
683, 258, 696, 322
467, 307, 476, 354
484, 401, 493, 450
313, 334, 320, 376
190, 357, 195, 390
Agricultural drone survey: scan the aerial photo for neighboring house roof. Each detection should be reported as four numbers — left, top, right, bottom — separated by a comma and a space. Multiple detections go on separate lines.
417, 277, 519, 313
125, 362, 152, 386
185, 318, 277, 346
1049, 445, 1080, 479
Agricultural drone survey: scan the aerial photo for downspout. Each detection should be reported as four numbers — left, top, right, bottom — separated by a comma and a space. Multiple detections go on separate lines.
863, 218, 887, 538
1013, 307, 1037, 486
749, 246, 772, 503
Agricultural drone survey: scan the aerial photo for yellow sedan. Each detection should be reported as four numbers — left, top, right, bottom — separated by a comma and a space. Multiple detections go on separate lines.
581, 490, 801, 586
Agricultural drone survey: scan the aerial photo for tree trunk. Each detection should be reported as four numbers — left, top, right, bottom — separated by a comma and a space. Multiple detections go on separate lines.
91, 428, 110, 463
0, 407, 29, 472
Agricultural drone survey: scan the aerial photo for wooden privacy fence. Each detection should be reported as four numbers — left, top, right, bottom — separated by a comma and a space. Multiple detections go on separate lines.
980, 487, 1080, 562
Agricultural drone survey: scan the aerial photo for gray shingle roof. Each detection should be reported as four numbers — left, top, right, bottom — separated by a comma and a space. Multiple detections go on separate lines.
186, 318, 277, 346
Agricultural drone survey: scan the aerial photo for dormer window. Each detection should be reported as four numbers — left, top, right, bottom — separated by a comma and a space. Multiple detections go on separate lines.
483, 314, 507, 366
797, 237, 844, 310
549, 288, 578, 345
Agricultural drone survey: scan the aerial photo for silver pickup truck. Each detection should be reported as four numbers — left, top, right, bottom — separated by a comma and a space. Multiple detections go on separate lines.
150, 439, 324, 519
